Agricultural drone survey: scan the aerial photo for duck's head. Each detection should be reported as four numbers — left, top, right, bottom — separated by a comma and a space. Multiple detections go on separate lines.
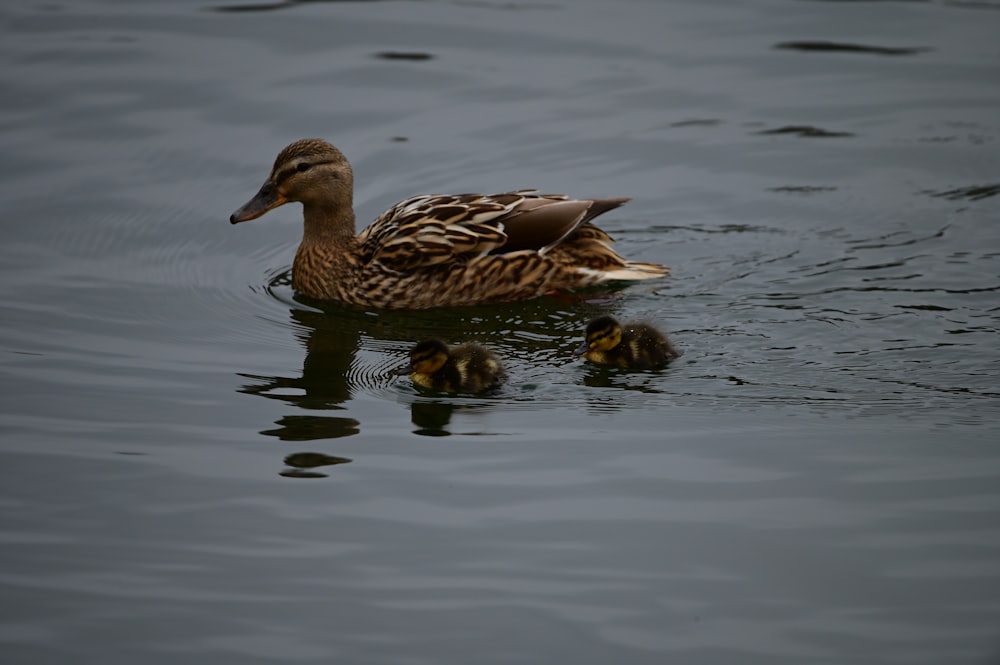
573, 316, 623, 356
230, 139, 353, 224
393, 339, 450, 377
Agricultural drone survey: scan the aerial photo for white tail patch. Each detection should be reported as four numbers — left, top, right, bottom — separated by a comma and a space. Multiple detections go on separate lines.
576, 264, 669, 282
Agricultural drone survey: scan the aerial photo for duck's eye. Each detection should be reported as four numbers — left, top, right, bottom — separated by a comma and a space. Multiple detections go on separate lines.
296, 162, 312, 173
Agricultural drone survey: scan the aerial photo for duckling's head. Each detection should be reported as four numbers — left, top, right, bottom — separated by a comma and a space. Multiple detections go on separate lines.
230, 139, 353, 224
573, 315, 623, 356
393, 339, 450, 377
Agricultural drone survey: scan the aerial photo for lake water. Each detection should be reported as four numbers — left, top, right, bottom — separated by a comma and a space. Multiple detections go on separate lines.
1, 0, 999, 663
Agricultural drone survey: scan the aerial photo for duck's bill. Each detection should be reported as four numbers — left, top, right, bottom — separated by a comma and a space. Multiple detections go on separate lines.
229, 183, 287, 224
572, 342, 589, 356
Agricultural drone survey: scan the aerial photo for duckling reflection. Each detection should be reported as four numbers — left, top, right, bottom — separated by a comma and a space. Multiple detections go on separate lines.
573, 315, 679, 370
393, 340, 506, 394
410, 400, 458, 436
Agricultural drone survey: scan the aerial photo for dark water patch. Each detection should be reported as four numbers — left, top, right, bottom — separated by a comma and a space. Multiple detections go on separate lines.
866, 376, 1000, 399
847, 258, 921, 272
774, 41, 931, 56
769, 186, 838, 194
375, 51, 435, 61
895, 304, 953, 312
863, 272, 924, 283
944, 0, 1000, 9
757, 125, 854, 138
767, 284, 1000, 296
926, 183, 1000, 201
669, 118, 723, 128
947, 326, 996, 334
847, 225, 949, 251
454, 1, 563, 9
210, 1, 297, 12
212, 0, 400, 12
652, 223, 781, 234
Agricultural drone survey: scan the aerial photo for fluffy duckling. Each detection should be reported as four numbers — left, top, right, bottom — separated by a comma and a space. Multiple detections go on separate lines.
573, 316, 679, 369
394, 340, 506, 393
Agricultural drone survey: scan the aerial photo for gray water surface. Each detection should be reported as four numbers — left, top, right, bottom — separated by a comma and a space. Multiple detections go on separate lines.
1, 0, 999, 663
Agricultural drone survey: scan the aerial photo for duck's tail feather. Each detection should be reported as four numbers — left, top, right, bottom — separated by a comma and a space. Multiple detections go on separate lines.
577, 262, 670, 282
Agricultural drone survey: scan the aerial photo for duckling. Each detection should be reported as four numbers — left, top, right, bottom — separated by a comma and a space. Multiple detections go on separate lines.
230, 138, 668, 309
573, 316, 679, 369
394, 340, 506, 393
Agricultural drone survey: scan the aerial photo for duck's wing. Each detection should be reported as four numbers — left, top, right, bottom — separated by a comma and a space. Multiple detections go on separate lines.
358, 191, 629, 271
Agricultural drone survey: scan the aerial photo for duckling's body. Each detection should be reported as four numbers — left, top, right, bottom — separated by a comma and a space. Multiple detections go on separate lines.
574, 316, 679, 370
395, 340, 506, 393
230, 139, 668, 309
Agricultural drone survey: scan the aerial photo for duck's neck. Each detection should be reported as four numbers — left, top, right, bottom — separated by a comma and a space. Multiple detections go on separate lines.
301, 202, 357, 247
293, 202, 363, 301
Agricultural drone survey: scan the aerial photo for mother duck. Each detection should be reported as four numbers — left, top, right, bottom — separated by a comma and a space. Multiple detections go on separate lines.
230, 139, 668, 309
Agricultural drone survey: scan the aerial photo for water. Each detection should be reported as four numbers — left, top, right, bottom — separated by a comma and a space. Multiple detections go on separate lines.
1, 0, 999, 663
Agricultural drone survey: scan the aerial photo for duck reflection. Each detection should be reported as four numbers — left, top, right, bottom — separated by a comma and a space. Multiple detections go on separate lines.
259, 415, 360, 441
238, 305, 363, 441
279, 452, 352, 479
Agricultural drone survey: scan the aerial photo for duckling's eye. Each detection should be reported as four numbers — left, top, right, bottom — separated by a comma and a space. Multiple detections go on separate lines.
296, 162, 312, 173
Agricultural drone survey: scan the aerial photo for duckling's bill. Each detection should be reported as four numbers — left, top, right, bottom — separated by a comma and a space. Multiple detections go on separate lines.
390, 362, 415, 377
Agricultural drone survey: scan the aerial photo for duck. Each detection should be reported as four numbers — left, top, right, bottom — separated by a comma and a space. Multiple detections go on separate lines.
393, 339, 506, 393
573, 315, 680, 369
230, 139, 668, 309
